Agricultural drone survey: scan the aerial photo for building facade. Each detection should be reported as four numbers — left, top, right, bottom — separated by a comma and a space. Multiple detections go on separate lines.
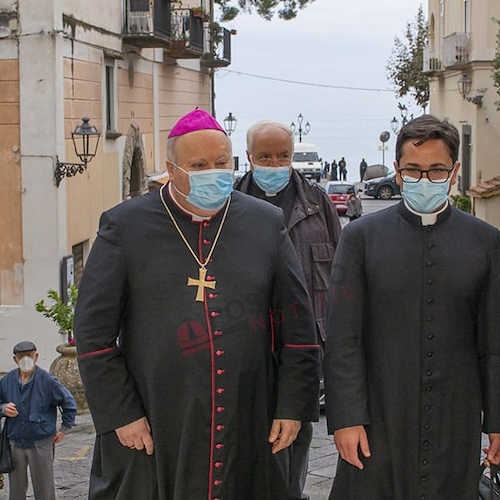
424, 0, 500, 228
0, 0, 231, 370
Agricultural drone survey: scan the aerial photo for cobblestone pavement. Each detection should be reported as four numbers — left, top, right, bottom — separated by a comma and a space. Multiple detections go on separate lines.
0, 412, 337, 500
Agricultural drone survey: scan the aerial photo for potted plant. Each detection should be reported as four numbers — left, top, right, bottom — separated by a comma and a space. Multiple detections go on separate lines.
35, 286, 88, 413
35, 285, 77, 345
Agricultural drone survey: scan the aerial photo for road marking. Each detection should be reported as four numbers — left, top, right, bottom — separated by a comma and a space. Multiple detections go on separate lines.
59, 445, 91, 461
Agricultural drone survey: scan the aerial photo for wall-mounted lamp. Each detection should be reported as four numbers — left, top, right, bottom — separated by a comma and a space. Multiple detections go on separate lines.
55, 117, 101, 187
457, 74, 483, 108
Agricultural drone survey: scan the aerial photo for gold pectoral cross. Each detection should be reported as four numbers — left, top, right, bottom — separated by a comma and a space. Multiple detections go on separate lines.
187, 267, 216, 302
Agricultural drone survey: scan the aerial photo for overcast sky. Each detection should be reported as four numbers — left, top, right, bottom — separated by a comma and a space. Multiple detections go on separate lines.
214, 0, 426, 181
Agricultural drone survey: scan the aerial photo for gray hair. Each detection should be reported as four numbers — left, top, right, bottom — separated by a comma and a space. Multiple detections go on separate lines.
246, 120, 294, 153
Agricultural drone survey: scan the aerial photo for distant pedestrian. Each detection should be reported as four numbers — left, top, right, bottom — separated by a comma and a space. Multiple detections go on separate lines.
323, 161, 330, 178
359, 158, 368, 181
345, 193, 362, 221
331, 160, 338, 181
339, 157, 347, 181
0, 341, 77, 500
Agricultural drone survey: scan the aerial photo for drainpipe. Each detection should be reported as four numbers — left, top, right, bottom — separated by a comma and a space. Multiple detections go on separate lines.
209, 0, 216, 118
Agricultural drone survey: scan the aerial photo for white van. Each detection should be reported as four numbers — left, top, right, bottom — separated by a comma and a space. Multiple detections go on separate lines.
292, 143, 322, 182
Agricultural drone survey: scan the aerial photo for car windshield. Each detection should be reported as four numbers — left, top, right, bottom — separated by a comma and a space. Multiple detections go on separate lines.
293, 152, 319, 162
327, 184, 354, 195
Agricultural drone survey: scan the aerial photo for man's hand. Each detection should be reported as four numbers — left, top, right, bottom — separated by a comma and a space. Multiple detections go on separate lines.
53, 431, 66, 444
115, 416, 154, 455
268, 419, 301, 454
2, 402, 18, 418
334, 425, 371, 470
484, 433, 500, 465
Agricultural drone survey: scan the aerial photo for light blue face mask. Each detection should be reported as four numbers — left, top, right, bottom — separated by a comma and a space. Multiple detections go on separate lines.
252, 165, 291, 194
173, 163, 233, 211
401, 177, 450, 214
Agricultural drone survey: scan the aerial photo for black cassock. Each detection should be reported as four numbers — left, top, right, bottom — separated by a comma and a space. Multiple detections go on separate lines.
75, 188, 319, 500
324, 202, 500, 500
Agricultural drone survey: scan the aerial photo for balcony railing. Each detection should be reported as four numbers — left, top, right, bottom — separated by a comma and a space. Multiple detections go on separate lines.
201, 26, 231, 68
123, 0, 172, 48
442, 32, 469, 67
422, 46, 442, 73
168, 8, 204, 58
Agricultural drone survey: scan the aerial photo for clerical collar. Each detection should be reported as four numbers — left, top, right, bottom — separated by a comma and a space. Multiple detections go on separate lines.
404, 199, 449, 226
167, 182, 212, 221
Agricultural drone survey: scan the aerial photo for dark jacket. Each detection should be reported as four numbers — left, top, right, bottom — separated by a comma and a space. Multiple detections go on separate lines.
0, 366, 76, 448
235, 169, 342, 344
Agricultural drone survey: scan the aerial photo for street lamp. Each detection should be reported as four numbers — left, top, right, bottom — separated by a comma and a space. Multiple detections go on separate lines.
223, 112, 237, 136
54, 116, 101, 187
290, 113, 310, 143
390, 103, 411, 135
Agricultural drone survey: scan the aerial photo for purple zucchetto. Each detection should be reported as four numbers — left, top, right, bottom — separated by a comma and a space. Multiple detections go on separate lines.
168, 109, 226, 138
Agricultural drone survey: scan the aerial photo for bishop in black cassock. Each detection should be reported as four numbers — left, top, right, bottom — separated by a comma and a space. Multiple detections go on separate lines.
74, 110, 319, 500
324, 115, 500, 500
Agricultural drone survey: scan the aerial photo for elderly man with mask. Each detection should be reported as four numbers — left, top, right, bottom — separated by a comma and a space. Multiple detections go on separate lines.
74, 109, 320, 500
324, 115, 500, 499
0, 341, 76, 500
235, 120, 341, 500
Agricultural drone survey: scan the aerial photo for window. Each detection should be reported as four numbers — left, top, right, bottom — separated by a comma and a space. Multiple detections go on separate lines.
72, 241, 88, 288
464, 0, 470, 33
105, 62, 116, 132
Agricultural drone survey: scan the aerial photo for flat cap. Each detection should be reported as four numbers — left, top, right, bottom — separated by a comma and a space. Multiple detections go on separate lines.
13, 341, 37, 354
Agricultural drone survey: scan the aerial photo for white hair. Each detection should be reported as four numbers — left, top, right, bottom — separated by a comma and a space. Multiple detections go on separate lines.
246, 120, 294, 154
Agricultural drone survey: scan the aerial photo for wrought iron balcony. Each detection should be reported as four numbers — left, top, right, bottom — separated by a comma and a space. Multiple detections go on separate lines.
201, 26, 231, 68
442, 32, 470, 68
123, 0, 172, 49
168, 8, 205, 59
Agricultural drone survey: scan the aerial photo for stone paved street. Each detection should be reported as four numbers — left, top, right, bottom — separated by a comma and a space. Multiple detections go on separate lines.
0, 412, 337, 500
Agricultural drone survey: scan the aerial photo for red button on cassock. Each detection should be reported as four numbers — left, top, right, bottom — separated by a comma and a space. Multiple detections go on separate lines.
217, 388, 225, 394
216, 444, 224, 449
216, 425, 225, 431
209, 293, 218, 299
214, 480, 222, 485
216, 369, 225, 375
211, 312, 220, 317
216, 350, 225, 356
214, 330, 223, 336
217, 406, 225, 413
215, 462, 223, 468
203, 239, 211, 245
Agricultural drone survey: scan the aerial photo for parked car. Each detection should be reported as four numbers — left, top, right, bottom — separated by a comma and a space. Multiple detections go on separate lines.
364, 171, 401, 200
325, 181, 356, 214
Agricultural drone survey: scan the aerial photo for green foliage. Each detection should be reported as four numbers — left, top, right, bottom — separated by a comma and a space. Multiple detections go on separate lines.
35, 286, 78, 344
214, 0, 315, 21
450, 194, 471, 213
387, 5, 429, 110
492, 19, 500, 110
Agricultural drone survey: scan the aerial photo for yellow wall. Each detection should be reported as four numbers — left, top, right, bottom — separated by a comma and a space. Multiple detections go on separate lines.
0, 59, 23, 305
63, 57, 120, 250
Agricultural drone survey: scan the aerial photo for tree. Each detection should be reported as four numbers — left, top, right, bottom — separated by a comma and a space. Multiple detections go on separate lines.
492, 19, 500, 110
215, 0, 316, 22
386, 5, 429, 111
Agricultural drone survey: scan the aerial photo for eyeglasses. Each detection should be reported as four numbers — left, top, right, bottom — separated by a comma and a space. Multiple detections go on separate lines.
251, 154, 291, 168
397, 164, 456, 184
